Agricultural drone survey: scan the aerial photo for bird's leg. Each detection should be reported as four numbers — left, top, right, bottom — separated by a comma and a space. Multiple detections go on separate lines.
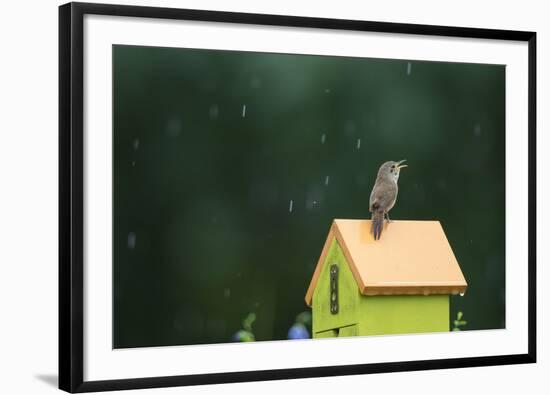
385, 212, 392, 223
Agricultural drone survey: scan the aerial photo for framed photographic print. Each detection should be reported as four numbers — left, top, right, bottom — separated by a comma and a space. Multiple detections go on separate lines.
59, 2, 536, 392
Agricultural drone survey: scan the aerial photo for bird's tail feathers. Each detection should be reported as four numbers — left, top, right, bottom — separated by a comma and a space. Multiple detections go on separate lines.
371, 208, 384, 240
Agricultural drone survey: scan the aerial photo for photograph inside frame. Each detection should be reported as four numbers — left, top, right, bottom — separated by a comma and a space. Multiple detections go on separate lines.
112, 44, 505, 349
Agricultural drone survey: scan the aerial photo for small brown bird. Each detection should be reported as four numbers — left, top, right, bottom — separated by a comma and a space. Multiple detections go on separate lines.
369, 160, 407, 240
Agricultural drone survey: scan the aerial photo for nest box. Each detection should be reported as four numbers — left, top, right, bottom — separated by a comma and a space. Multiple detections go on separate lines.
305, 219, 467, 338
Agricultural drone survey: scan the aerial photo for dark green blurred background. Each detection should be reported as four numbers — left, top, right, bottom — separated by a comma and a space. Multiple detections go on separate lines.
113, 45, 505, 348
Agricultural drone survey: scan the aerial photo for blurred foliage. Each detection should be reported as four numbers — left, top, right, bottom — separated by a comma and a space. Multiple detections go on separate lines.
452, 311, 468, 331
296, 311, 312, 327
288, 311, 312, 340
113, 45, 505, 348
232, 312, 256, 342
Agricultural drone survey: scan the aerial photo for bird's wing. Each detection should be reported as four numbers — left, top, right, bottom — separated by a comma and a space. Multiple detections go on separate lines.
371, 180, 397, 212
369, 189, 375, 212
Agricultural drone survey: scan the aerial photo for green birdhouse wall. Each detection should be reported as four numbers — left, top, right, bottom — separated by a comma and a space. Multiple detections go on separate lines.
305, 220, 467, 339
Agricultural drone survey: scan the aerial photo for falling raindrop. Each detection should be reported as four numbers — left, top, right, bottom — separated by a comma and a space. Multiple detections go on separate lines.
250, 76, 262, 89
356, 138, 361, 149
132, 138, 139, 150
325, 175, 330, 186
209, 104, 219, 119
325, 88, 331, 93
166, 118, 182, 138
131, 161, 136, 167
474, 123, 481, 137
289, 199, 293, 213
460, 292, 465, 297
242, 104, 247, 118
306, 185, 324, 210
127, 232, 136, 249
224, 288, 231, 298
407, 62, 412, 75
321, 133, 326, 144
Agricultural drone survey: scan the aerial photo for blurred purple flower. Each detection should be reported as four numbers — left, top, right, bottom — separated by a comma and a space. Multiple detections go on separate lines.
287, 323, 309, 340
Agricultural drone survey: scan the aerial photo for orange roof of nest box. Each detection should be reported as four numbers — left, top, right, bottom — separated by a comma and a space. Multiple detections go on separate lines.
305, 219, 468, 306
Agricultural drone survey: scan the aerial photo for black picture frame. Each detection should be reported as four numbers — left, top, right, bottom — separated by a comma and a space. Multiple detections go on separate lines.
59, 2, 537, 392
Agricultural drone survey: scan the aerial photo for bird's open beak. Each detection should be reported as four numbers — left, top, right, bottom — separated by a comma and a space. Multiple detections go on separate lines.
396, 159, 408, 169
